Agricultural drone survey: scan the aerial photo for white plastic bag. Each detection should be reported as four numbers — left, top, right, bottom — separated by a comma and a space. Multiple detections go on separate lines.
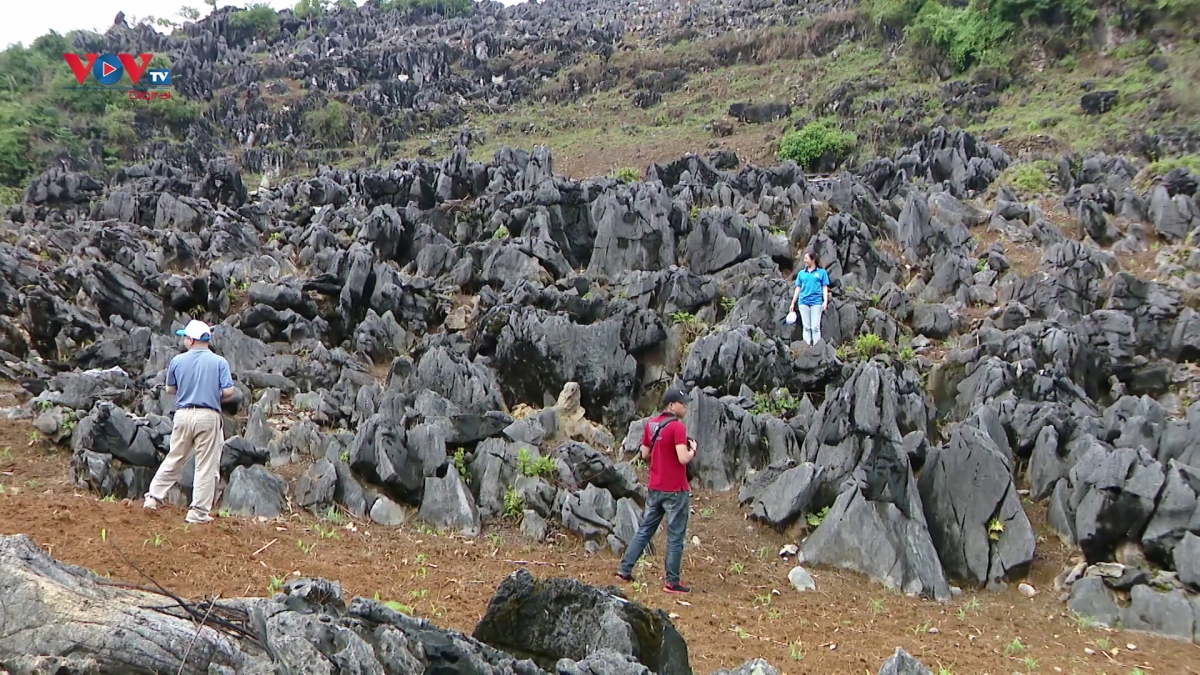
785, 311, 797, 325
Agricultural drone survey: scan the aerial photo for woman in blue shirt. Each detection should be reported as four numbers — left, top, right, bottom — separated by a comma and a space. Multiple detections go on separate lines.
789, 251, 830, 345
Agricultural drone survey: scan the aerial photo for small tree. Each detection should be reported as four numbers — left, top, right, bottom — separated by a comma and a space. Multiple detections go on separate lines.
777, 121, 857, 172
229, 3, 281, 39
295, 0, 331, 24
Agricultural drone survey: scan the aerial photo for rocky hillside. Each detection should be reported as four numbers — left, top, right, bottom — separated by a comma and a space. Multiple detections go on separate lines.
0, 0, 1197, 200
1, 0, 1200, 671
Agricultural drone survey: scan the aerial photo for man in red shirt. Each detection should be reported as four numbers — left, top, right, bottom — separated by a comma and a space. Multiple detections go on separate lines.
616, 388, 697, 593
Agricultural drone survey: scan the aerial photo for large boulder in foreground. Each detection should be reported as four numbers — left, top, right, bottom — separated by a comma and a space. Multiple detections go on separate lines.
472, 568, 692, 675
0, 533, 546, 674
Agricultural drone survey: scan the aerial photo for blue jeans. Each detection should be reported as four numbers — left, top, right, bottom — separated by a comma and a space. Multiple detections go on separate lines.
797, 303, 824, 345
618, 490, 690, 584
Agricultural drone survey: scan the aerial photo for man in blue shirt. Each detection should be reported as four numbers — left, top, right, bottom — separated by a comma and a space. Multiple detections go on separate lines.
789, 251, 830, 345
143, 320, 236, 524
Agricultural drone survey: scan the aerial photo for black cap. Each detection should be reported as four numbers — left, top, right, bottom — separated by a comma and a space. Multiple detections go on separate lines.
662, 388, 692, 405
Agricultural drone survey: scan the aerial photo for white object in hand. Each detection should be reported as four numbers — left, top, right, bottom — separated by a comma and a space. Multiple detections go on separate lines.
785, 311, 797, 325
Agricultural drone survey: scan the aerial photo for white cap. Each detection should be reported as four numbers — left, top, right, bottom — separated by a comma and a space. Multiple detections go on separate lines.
175, 319, 212, 341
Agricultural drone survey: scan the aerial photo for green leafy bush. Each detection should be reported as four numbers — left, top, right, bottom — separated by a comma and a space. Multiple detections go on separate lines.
294, 0, 330, 21
229, 3, 280, 39
0, 103, 34, 186
153, 95, 205, 127
777, 121, 857, 171
611, 166, 641, 183
517, 447, 556, 478
503, 486, 524, 519
906, 1, 1012, 72
378, 0, 475, 18
1000, 160, 1056, 195
750, 389, 799, 417
901, 0, 1098, 72
1145, 154, 1200, 178
0, 186, 21, 207
303, 100, 354, 146
99, 104, 137, 145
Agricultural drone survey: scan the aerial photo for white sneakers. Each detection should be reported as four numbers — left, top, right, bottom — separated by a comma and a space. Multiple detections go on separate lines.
185, 509, 214, 524
143, 495, 213, 524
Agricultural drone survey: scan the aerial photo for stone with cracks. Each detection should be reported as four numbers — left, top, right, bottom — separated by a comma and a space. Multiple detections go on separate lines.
472, 568, 691, 675
918, 420, 1036, 587
417, 465, 481, 537
0, 533, 582, 674
222, 465, 287, 518
876, 648, 933, 675
799, 482, 951, 602
747, 462, 824, 530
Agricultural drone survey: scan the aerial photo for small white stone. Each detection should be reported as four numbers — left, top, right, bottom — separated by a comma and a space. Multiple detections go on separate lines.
1126, 644, 1137, 650
928, 627, 939, 634
1018, 583, 1037, 598
691, 536, 700, 546
788, 565, 816, 592
779, 544, 799, 558
1083, 648, 1095, 655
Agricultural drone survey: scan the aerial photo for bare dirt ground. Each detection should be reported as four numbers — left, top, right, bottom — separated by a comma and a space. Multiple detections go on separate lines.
1, 417, 1197, 675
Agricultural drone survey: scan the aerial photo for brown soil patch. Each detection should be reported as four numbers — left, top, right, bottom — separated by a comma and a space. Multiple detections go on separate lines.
550, 128, 779, 181
0, 418, 1198, 674
973, 227, 1044, 279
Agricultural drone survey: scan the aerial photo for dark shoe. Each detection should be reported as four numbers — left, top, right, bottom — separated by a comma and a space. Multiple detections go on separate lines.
615, 571, 635, 583
663, 582, 690, 594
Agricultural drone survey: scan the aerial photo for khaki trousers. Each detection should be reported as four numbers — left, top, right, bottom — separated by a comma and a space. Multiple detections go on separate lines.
145, 407, 224, 516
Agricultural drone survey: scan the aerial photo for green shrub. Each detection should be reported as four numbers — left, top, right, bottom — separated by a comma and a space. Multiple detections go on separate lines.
906, 1, 1012, 72
294, 0, 330, 21
0, 186, 21, 207
229, 3, 280, 39
503, 486, 524, 519
837, 333, 892, 361
1000, 160, 1056, 195
302, 100, 354, 146
378, 0, 475, 18
611, 166, 641, 183
0, 103, 33, 186
1145, 155, 1200, 178
153, 95, 205, 127
99, 104, 137, 145
451, 447, 468, 476
517, 447, 556, 478
778, 121, 857, 172
902, 0, 1097, 73
864, 0, 926, 30
750, 389, 799, 417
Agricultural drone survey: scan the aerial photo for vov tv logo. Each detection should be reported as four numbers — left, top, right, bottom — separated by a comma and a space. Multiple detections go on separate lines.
62, 52, 173, 101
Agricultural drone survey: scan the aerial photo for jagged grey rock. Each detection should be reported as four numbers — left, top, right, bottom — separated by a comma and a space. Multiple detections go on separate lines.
918, 421, 1036, 587
1120, 585, 1195, 640
0, 533, 552, 674
417, 465, 481, 537
876, 648, 932, 675
1067, 577, 1120, 627
473, 569, 690, 675
710, 659, 780, 675
222, 465, 287, 518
